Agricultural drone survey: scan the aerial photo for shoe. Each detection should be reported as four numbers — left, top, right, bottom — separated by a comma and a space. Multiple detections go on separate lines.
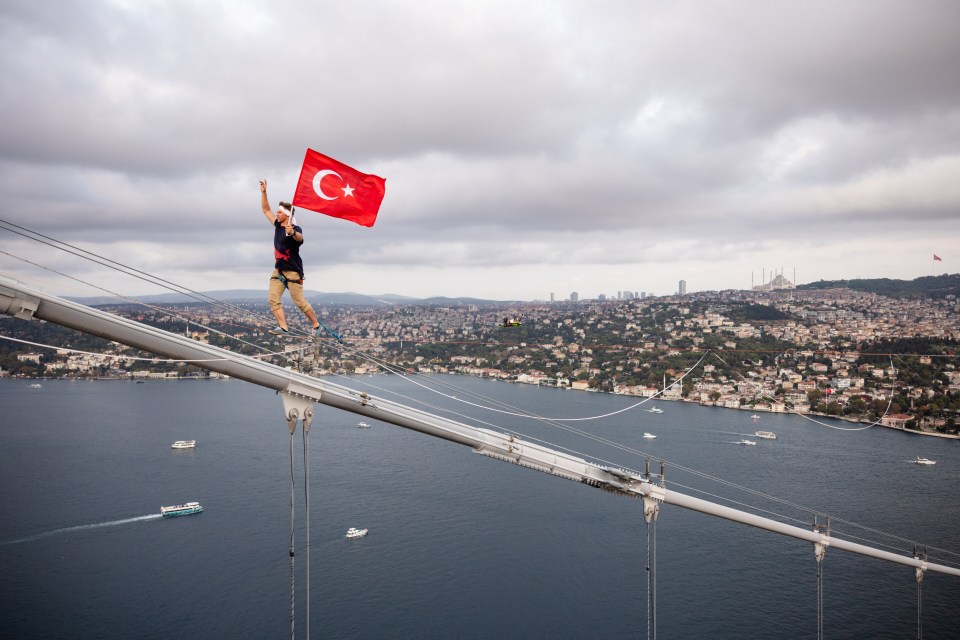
313, 325, 322, 338
268, 326, 289, 336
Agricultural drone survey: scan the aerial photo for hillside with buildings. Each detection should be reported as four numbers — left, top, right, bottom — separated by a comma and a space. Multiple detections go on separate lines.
2, 286, 958, 436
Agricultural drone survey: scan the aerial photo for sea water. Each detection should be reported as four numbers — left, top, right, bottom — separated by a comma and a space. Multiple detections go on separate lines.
1, 376, 958, 639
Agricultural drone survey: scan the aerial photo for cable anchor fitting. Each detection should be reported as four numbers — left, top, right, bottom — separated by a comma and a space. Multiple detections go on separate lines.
642, 461, 666, 524
812, 514, 830, 565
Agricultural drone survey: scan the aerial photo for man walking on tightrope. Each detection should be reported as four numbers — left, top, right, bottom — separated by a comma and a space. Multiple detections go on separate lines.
260, 179, 322, 336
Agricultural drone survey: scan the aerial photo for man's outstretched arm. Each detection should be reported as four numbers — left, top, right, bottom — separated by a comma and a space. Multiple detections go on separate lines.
260, 179, 276, 224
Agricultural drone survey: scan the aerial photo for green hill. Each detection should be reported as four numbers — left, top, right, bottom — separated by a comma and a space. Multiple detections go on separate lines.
797, 273, 960, 299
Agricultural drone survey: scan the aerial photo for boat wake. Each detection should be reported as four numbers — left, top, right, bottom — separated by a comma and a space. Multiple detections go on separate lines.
4, 513, 162, 545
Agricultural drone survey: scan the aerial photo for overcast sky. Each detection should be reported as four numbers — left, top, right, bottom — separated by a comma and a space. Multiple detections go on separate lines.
1, 0, 958, 302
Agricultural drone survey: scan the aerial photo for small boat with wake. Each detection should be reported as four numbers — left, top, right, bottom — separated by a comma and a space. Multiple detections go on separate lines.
357, 421, 371, 429
161, 502, 203, 517
346, 527, 368, 538
643, 432, 657, 439
754, 431, 777, 440
647, 406, 663, 414
915, 456, 937, 465
737, 439, 757, 446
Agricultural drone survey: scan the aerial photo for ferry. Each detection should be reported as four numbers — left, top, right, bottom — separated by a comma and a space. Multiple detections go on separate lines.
915, 456, 937, 465
643, 432, 657, 439
754, 431, 777, 440
346, 527, 368, 538
737, 439, 757, 446
171, 440, 196, 449
160, 502, 203, 517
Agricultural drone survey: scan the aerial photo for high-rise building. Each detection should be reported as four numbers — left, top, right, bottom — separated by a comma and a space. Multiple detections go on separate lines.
550, 292, 554, 302
679, 280, 687, 295
570, 291, 579, 302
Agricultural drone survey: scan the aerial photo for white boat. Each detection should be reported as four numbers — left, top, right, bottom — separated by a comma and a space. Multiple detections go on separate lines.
345, 527, 368, 538
754, 431, 777, 440
915, 456, 937, 465
357, 421, 371, 429
29, 383, 42, 389
160, 502, 203, 517
737, 439, 757, 446
647, 406, 663, 414
751, 414, 760, 420
171, 440, 196, 449
643, 432, 657, 439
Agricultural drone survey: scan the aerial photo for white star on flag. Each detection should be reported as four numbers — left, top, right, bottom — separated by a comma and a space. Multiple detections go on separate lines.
341, 184, 355, 197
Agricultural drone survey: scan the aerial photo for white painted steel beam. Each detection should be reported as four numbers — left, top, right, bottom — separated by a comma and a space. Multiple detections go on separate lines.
2, 280, 958, 578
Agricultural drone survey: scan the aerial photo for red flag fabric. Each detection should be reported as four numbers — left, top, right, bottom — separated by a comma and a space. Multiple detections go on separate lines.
934, 254, 942, 261
292, 149, 386, 227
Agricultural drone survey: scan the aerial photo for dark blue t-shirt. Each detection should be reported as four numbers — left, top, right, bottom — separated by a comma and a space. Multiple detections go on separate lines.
274, 220, 305, 279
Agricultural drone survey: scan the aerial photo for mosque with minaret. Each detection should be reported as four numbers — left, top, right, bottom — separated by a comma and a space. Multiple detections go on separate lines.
752, 268, 796, 291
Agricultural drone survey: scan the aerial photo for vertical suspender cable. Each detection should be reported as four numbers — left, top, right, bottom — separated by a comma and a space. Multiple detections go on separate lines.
652, 517, 657, 640
303, 418, 311, 640
817, 561, 823, 640
645, 518, 651, 640
915, 545, 925, 640
917, 575, 922, 640
289, 422, 297, 640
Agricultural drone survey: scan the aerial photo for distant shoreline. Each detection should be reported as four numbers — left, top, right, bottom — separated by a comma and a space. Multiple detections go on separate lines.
8, 373, 958, 440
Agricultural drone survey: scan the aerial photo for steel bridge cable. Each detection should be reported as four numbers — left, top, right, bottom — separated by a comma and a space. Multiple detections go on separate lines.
0, 334, 311, 364
0, 248, 298, 357
0, 225, 323, 350
0, 219, 280, 324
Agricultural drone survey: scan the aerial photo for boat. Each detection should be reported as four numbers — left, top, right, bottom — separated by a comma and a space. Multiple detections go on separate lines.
29, 383, 42, 389
357, 421, 371, 429
751, 414, 760, 420
643, 432, 657, 439
647, 406, 663, 414
915, 456, 937, 465
754, 431, 777, 440
345, 527, 368, 538
160, 502, 203, 517
171, 440, 196, 449
737, 439, 757, 446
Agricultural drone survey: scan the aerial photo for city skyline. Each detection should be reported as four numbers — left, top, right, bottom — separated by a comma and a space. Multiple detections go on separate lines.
0, 1, 958, 301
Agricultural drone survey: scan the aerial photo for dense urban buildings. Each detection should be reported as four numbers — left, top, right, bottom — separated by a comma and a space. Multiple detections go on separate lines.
2, 286, 958, 436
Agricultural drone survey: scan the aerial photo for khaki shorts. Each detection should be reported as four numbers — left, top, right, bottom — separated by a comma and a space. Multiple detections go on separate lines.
268, 269, 315, 315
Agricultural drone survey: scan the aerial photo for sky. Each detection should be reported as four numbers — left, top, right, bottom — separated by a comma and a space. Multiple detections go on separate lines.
1, 0, 959, 302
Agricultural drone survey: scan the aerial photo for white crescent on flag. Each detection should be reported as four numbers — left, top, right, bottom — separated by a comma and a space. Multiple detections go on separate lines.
312, 170, 342, 200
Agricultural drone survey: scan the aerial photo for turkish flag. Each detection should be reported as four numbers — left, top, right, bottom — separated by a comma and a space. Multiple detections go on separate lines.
292, 149, 386, 227
934, 254, 942, 261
